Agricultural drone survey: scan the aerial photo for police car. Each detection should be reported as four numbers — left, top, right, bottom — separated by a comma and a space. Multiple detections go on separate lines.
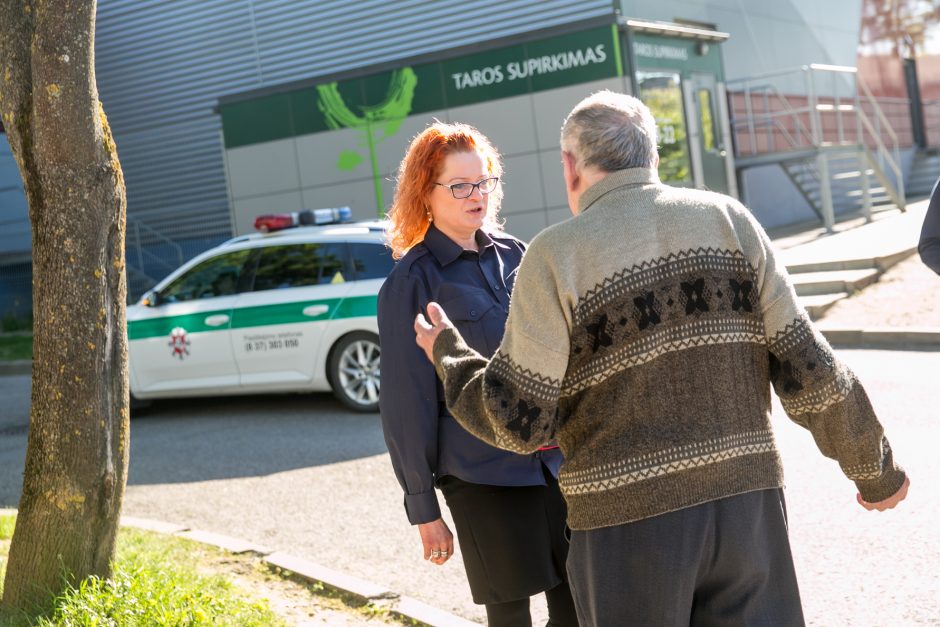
127, 208, 391, 412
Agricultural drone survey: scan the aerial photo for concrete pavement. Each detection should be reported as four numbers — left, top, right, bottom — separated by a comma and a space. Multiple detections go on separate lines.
773, 200, 939, 349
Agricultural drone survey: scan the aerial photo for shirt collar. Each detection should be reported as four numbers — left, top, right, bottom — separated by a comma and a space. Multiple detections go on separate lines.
423, 223, 501, 266
578, 167, 661, 214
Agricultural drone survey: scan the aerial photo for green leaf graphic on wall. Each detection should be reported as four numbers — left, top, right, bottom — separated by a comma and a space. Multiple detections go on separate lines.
316, 67, 418, 214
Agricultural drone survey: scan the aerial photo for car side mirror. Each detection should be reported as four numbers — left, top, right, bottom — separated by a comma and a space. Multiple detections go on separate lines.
140, 290, 162, 307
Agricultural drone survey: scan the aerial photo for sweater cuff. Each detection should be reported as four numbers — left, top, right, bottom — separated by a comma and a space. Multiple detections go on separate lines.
855, 468, 907, 504
431, 326, 474, 379
404, 489, 442, 525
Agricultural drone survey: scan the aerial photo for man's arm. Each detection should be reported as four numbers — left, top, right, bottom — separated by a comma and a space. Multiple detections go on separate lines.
415, 239, 571, 454
918, 177, 940, 275
733, 204, 908, 506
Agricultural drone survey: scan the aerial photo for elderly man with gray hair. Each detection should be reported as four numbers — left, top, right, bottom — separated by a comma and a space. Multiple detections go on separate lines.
413, 91, 909, 626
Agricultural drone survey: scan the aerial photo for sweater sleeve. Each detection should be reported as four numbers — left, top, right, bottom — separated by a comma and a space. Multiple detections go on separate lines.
432, 237, 570, 454
735, 204, 907, 503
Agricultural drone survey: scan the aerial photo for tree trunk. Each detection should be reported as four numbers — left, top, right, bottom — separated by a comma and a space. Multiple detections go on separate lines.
0, 0, 129, 612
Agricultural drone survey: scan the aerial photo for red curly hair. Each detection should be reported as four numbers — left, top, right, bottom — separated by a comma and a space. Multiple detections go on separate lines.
387, 122, 504, 259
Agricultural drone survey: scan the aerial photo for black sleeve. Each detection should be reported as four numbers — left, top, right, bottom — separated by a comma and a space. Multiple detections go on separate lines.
918, 177, 940, 275
377, 271, 442, 525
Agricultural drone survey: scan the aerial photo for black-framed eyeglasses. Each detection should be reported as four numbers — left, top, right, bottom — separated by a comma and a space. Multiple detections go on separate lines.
434, 177, 499, 199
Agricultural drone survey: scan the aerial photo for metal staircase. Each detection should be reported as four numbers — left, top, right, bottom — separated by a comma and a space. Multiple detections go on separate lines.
728, 64, 906, 232
781, 148, 895, 222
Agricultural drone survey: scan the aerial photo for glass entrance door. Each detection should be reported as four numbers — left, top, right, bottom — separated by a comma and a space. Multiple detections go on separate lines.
637, 70, 692, 186
685, 72, 730, 194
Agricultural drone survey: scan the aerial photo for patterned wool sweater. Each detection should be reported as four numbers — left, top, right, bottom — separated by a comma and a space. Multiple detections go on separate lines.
432, 167, 906, 531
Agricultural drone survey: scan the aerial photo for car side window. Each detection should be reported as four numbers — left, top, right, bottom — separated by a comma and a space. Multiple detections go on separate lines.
159, 250, 253, 303
252, 243, 349, 291
349, 243, 394, 280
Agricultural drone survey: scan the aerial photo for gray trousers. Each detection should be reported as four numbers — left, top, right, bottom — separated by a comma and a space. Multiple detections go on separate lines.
566, 488, 805, 627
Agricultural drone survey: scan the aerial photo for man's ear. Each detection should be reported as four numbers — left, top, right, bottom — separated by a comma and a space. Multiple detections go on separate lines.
652, 153, 660, 169
561, 150, 579, 192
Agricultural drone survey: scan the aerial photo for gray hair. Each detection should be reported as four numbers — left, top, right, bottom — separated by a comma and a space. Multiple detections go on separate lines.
560, 90, 658, 172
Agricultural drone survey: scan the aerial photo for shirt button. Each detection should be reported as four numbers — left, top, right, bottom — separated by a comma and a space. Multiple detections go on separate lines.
470, 310, 477, 317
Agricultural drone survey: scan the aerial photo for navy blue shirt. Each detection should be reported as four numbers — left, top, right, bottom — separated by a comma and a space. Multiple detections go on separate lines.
378, 223, 563, 525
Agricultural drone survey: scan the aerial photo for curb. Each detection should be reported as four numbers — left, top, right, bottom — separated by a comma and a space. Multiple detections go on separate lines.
118, 516, 479, 627
819, 327, 940, 350
0, 360, 30, 376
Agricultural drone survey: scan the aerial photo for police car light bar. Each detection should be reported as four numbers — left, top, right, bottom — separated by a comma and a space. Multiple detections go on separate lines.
254, 206, 353, 232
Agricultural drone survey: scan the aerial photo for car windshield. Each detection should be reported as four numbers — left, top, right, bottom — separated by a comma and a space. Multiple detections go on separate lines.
160, 250, 252, 303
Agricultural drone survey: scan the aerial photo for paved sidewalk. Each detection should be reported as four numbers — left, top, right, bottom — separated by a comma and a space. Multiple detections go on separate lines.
771, 199, 939, 348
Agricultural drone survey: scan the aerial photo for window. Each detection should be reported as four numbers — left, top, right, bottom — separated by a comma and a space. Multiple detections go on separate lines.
160, 250, 252, 303
252, 243, 348, 291
349, 243, 394, 280
637, 70, 692, 184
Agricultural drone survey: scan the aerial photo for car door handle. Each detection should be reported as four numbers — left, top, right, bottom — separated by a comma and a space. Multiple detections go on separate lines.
204, 314, 230, 327
302, 304, 329, 317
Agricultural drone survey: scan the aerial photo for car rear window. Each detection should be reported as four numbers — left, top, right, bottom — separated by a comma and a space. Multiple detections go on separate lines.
349, 242, 394, 280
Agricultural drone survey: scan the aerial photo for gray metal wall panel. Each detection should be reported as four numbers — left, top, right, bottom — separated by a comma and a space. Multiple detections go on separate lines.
0, 140, 30, 256
251, 0, 615, 84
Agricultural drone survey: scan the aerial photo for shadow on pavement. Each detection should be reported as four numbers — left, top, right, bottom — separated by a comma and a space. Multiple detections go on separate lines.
0, 389, 389, 503
126, 392, 388, 485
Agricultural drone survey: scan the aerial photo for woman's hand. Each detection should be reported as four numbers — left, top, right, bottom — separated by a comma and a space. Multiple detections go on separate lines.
417, 518, 454, 565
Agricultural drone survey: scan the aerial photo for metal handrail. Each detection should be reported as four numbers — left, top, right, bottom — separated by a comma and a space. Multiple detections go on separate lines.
727, 63, 907, 230
726, 81, 816, 154
857, 109, 905, 207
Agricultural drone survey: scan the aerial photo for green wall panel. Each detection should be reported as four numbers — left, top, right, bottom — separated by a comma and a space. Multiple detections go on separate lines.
220, 24, 619, 149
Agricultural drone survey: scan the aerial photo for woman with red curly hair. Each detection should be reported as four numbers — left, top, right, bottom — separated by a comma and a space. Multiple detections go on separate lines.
378, 122, 577, 626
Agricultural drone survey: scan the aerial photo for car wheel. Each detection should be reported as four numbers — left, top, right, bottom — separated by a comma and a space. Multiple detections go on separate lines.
328, 332, 380, 412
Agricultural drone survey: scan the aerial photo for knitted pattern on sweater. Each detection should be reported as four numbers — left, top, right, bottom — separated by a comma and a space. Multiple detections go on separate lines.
432, 168, 906, 530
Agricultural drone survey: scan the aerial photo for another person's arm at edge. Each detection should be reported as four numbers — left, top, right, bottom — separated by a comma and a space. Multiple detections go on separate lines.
378, 272, 443, 525
918, 177, 940, 275
733, 202, 908, 506
428, 238, 570, 455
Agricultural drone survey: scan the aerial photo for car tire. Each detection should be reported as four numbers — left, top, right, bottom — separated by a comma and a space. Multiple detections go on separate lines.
327, 332, 381, 413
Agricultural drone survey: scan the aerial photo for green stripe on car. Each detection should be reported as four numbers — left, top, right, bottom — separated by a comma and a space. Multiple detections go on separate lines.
127, 295, 378, 340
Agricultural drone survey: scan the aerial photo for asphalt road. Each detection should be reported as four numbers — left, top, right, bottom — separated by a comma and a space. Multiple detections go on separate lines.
0, 349, 938, 625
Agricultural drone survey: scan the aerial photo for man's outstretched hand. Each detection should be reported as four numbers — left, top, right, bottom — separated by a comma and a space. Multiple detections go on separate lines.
414, 302, 453, 363
857, 476, 910, 511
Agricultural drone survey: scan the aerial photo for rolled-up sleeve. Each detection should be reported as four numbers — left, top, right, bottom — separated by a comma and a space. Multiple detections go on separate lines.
378, 272, 442, 525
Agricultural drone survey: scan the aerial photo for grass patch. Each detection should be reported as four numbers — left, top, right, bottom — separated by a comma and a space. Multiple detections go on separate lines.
0, 514, 287, 626
0, 335, 31, 361
0, 516, 14, 540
